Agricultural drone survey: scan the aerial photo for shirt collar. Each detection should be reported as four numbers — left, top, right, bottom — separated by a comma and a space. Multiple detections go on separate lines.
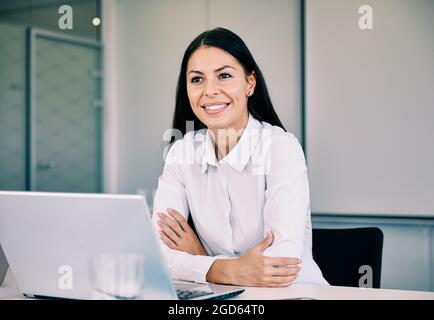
200, 113, 263, 174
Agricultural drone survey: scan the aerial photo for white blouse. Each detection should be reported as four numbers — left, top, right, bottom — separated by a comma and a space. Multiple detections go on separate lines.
152, 113, 328, 285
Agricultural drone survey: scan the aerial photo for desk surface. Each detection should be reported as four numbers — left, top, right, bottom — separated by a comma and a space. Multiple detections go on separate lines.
1, 269, 434, 300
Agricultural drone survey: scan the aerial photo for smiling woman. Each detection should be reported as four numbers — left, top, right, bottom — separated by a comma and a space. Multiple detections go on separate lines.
172, 28, 284, 136
187, 47, 253, 132
152, 27, 328, 287
186, 46, 255, 160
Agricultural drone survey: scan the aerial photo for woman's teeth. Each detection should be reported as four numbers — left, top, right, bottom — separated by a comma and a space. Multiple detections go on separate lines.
205, 104, 228, 110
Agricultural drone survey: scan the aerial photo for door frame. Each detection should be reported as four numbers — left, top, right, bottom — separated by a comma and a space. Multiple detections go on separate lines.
26, 28, 103, 192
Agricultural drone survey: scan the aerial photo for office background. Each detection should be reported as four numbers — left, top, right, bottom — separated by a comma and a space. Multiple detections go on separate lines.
0, 0, 433, 291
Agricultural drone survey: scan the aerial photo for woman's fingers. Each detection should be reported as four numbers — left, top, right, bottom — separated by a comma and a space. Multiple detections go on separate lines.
272, 280, 296, 288
160, 231, 178, 249
158, 219, 180, 243
266, 275, 298, 285
167, 209, 190, 232
265, 265, 300, 277
158, 212, 183, 237
264, 257, 301, 267
252, 232, 274, 253
277, 282, 294, 288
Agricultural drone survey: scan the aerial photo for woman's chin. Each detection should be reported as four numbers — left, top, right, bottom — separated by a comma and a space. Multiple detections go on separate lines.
200, 113, 231, 129
203, 118, 232, 132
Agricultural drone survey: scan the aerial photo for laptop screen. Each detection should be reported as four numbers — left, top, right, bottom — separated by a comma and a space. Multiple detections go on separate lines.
0, 245, 8, 285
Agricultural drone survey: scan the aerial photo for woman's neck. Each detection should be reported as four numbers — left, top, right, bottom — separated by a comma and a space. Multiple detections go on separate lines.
210, 114, 249, 162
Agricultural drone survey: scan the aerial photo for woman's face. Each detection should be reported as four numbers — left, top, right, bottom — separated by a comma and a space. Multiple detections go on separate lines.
186, 46, 256, 132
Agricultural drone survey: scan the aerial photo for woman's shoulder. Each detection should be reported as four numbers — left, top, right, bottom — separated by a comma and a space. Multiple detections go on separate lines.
257, 120, 306, 172
260, 120, 302, 150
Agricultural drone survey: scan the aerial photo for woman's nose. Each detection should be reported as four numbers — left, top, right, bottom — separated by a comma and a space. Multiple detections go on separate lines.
204, 79, 220, 96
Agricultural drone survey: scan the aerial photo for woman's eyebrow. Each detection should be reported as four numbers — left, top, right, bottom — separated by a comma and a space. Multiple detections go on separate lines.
187, 65, 236, 76
215, 65, 236, 72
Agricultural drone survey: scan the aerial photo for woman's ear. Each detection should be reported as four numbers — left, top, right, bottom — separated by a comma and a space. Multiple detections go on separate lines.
247, 71, 257, 96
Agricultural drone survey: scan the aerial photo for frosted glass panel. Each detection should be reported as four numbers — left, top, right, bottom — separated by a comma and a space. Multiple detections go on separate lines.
0, 22, 26, 191
32, 35, 101, 192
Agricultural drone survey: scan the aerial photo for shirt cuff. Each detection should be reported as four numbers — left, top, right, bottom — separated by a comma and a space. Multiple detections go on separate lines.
174, 254, 237, 284
175, 255, 219, 284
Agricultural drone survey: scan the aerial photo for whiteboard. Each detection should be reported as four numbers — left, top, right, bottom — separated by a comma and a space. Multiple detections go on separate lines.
306, 0, 434, 217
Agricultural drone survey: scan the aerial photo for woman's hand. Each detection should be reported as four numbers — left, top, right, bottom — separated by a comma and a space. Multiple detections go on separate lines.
157, 208, 208, 256
207, 232, 301, 287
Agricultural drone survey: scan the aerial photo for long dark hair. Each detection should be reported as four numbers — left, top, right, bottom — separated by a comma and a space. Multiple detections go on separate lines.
172, 27, 286, 136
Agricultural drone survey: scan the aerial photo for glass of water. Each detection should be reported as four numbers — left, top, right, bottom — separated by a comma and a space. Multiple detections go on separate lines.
89, 253, 145, 300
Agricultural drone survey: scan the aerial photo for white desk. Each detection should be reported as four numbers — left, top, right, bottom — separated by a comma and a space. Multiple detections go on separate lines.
1, 269, 434, 300
231, 283, 434, 300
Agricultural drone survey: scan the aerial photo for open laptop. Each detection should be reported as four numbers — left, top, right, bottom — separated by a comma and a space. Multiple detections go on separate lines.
0, 191, 244, 300
0, 245, 8, 286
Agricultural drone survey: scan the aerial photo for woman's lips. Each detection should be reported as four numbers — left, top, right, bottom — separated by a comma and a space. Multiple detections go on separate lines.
202, 103, 230, 115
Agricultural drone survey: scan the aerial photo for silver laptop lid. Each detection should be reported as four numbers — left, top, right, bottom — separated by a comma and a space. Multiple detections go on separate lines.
0, 191, 177, 299
0, 245, 8, 286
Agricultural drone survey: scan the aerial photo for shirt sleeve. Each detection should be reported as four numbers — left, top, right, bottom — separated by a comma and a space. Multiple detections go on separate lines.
262, 132, 309, 259
151, 140, 223, 283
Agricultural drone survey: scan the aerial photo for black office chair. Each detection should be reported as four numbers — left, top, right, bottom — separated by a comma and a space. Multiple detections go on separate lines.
312, 227, 384, 288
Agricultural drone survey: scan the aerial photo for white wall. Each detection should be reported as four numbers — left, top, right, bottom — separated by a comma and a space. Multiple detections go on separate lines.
103, 0, 302, 204
306, 0, 434, 216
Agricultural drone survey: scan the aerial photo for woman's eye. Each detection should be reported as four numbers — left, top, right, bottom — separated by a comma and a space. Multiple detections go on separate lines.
191, 77, 203, 84
219, 73, 232, 80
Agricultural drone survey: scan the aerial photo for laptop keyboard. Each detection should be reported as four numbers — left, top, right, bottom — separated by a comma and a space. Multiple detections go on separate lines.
176, 289, 212, 300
